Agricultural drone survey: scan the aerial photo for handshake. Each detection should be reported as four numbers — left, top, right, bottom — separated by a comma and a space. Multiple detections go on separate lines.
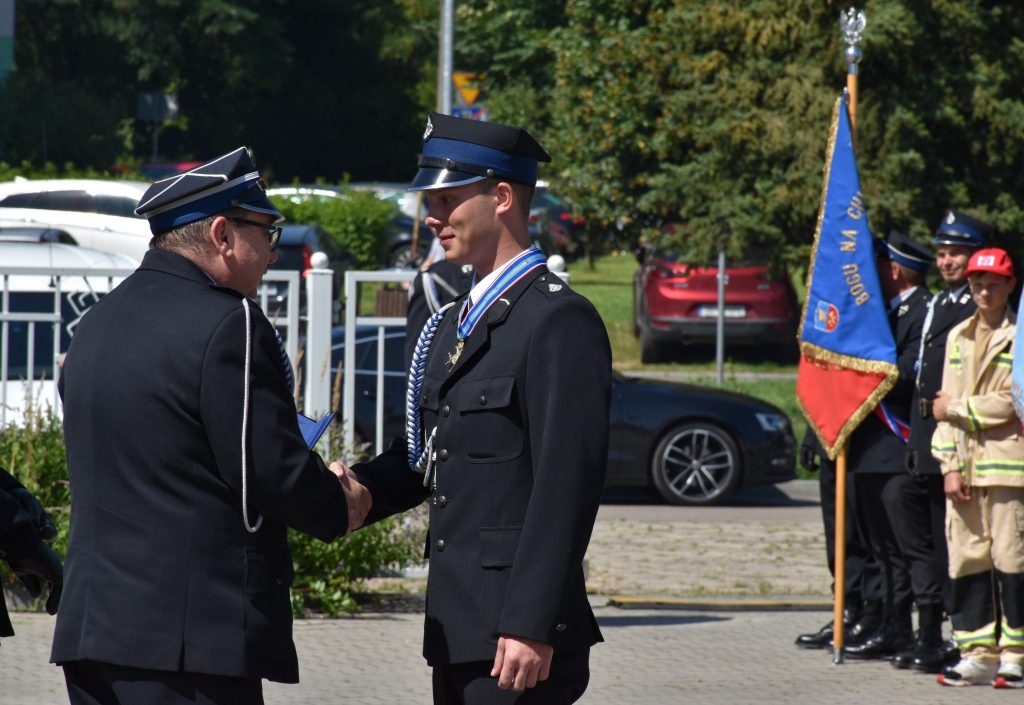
329, 462, 372, 533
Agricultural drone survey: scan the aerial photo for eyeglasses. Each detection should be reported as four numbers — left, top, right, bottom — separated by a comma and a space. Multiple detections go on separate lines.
229, 216, 281, 251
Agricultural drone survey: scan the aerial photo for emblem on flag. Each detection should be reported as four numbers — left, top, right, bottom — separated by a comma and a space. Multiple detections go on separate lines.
814, 301, 840, 333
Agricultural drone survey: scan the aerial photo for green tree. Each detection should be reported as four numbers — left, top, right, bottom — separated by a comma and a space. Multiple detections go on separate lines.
549, 0, 1024, 267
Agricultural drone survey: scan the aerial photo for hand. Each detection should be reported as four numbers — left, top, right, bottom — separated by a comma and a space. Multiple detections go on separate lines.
10, 487, 58, 543
798, 445, 820, 473
944, 471, 971, 504
932, 391, 951, 422
330, 461, 371, 532
7, 542, 63, 615
491, 635, 553, 692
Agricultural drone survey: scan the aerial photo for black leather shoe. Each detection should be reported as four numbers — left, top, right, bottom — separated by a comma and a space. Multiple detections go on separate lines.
909, 641, 954, 673
845, 625, 915, 660
927, 639, 960, 671
842, 618, 882, 648
795, 621, 833, 649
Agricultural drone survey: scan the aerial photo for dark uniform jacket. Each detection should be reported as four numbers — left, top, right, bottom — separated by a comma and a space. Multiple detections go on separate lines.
356, 267, 611, 666
907, 286, 976, 475
52, 250, 349, 683
849, 286, 930, 473
0, 469, 42, 637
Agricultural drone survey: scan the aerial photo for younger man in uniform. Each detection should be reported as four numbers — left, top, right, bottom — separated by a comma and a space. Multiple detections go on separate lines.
932, 248, 1023, 687
353, 113, 612, 705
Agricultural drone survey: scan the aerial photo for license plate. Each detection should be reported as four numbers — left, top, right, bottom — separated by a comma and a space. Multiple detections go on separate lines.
697, 305, 746, 318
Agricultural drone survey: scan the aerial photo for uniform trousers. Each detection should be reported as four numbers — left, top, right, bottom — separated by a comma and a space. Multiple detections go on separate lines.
432, 649, 590, 705
854, 473, 913, 618
947, 486, 1024, 665
62, 660, 264, 705
885, 472, 948, 608
818, 455, 879, 605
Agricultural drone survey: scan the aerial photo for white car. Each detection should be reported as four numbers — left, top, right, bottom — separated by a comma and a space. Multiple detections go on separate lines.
0, 178, 152, 261
0, 241, 138, 427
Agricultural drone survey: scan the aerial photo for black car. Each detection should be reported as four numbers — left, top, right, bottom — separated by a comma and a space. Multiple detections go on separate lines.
331, 326, 796, 505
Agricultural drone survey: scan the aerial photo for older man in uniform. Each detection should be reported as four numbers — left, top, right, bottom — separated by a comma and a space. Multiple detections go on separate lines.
353, 113, 612, 705
52, 148, 369, 705
892, 211, 991, 672
844, 231, 932, 659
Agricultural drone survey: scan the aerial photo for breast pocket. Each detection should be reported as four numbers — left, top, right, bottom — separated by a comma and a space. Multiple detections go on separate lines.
458, 375, 523, 463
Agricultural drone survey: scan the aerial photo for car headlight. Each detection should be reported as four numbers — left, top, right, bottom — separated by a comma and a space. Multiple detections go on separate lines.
755, 412, 789, 432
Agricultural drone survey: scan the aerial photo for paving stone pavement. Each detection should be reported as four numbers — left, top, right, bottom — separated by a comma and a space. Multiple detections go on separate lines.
1, 482, 997, 703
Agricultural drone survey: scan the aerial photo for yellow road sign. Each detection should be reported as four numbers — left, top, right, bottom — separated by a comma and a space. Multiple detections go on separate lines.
453, 72, 483, 106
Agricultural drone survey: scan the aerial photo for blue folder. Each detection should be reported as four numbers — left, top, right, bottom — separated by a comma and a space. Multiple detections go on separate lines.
297, 411, 335, 449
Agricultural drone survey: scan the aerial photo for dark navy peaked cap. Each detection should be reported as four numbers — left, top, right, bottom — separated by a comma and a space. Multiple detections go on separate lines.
886, 230, 932, 272
135, 146, 283, 235
933, 210, 990, 248
408, 112, 551, 192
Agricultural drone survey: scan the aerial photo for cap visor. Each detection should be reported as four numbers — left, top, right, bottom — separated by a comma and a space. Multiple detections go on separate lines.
407, 167, 486, 192
238, 193, 285, 223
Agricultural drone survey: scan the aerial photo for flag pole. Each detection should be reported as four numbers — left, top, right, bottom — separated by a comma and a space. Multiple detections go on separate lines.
832, 7, 866, 666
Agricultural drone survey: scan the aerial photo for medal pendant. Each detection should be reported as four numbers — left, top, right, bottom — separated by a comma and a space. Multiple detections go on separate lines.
447, 339, 465, 367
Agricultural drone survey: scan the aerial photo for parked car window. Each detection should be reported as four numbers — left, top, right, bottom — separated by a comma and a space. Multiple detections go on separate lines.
0, 193, 41, 208
33, 191, 95, 213
95, 195, 143, 219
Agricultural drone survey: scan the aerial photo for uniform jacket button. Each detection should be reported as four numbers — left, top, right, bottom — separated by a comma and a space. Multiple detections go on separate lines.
479, 395, 487, 406
555, 623, 567, 632
436, 495, 448, 507
435, 539, 445, 551
438, 448, 449, 461
441, 404, 450, 417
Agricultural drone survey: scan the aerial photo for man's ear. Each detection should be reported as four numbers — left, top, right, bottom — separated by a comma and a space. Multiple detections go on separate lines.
494, 181, 515, 216
209, 215, 232, 254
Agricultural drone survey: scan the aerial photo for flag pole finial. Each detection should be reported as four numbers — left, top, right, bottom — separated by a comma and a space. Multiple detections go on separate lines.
839, 8, 867, 139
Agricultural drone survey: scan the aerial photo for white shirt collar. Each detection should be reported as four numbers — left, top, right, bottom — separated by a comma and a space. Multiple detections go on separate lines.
467, 250, 529, 307
889, 285, 919, 311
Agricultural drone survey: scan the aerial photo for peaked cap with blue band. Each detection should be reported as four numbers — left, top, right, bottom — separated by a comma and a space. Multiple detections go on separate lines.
135, 146, 284, 235
408, 112, 551, 192
885, 230, 932, 272
933, 210, 991, 248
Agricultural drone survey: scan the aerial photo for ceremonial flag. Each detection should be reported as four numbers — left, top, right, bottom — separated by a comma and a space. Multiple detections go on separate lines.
796, 91, 898, 459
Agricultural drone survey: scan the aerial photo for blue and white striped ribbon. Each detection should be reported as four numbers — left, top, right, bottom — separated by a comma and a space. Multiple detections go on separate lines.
455, 247, 546, 341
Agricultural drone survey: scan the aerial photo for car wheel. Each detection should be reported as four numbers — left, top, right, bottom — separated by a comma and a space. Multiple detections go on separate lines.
389, 243, 428, 269
650, 422, 741, 505
639, 325, 666, 364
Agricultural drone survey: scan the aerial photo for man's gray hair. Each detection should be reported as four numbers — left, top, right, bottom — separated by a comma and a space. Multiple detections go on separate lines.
149, 209, 246, 253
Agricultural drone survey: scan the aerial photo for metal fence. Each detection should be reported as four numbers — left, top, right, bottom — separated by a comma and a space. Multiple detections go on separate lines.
0, 265, 330, 428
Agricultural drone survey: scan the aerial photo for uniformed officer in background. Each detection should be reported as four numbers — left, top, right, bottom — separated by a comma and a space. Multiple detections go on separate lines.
794, 429, 879, 649
896, 211, 991, 672
405, 236, 474, 368
352, 112, 612, 705
844, 232, 931, 660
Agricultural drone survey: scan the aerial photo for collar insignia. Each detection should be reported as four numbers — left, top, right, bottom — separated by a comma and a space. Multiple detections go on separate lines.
898, 303, 909, 317
549, 283, 563, 293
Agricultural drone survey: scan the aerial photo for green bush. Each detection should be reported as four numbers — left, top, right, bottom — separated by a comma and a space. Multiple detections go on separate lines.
0, 410, 424, 617
271, 189, 397, 269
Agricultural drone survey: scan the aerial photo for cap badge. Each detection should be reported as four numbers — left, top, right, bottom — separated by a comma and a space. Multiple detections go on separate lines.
946, 212, 955, 224
423, 116, 434, 141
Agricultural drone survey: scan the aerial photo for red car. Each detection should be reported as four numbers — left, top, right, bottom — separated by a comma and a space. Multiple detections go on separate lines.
633, 252, 799, 363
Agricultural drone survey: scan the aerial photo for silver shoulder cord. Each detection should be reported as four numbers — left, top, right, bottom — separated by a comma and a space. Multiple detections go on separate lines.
240, 298, 263, 533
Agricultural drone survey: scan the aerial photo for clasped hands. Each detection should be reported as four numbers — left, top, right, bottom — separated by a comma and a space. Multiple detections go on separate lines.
328, 462, 371, 532
3, 486, 62, 614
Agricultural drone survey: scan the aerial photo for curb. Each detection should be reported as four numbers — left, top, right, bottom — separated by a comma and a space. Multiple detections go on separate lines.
605, 596, 832, 612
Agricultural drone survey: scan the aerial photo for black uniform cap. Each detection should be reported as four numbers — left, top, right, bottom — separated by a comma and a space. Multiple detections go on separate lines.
408, 112, 551, 192
886, 230, 932, 272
